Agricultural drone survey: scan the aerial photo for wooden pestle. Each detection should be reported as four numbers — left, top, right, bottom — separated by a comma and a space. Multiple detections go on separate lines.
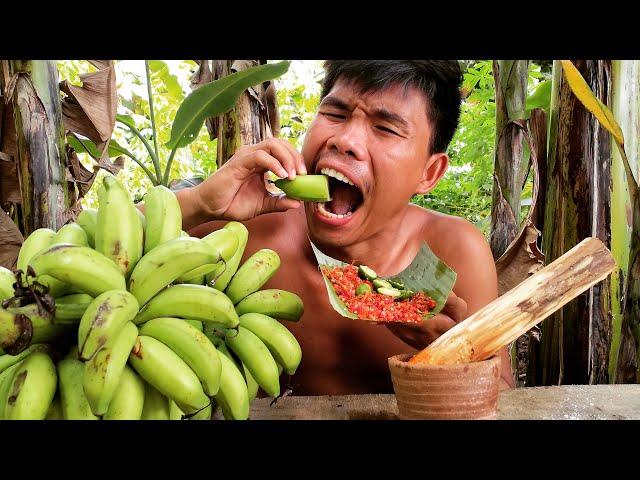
409, 237, 617, 365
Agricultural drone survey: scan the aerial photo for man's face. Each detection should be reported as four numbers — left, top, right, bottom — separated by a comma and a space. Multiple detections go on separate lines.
302, 78, 434, 247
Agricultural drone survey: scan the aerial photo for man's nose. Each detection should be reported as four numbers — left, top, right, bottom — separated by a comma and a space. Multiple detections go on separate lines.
326, 119, 367, 160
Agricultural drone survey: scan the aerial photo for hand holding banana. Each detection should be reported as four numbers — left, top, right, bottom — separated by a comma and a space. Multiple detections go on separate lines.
183, 138, 306, 228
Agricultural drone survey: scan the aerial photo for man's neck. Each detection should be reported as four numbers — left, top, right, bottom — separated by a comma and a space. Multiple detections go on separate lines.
307, 205, 419, 277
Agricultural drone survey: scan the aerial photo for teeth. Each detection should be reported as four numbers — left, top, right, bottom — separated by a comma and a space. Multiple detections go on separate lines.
320, 168, 355, 186
317, 203, 353, 219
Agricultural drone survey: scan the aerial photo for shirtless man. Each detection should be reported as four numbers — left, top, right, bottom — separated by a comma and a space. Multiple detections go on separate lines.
176, 60, 515, 394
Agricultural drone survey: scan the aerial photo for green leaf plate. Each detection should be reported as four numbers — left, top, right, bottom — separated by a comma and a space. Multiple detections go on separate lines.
310, 239, 457, 323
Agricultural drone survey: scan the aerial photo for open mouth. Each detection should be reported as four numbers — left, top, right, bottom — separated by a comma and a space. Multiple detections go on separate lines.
317, 168, 364, 219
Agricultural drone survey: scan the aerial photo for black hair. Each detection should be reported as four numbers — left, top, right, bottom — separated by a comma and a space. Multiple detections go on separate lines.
321, 60, 462, 154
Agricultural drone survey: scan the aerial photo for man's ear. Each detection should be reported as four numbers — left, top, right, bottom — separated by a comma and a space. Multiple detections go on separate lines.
415, 152, 449, 195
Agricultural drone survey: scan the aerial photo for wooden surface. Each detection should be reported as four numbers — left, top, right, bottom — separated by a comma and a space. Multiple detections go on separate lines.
247, 385, 640, 420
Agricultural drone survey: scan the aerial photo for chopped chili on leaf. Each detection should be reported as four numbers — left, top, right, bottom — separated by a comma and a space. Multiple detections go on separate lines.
321, 264, 436, 324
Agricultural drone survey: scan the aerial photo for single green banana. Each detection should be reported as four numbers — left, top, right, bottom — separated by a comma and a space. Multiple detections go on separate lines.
243, 362, 259, 402
224, 326, 280, 398
83, 322, 139, 416
211, 222, 249, 291
0, 362, 22, 419
54, 294, 94, 323
0, 266, 16, 302
65, 344, 80, 360
185, 320, 203, 332
78, 290, 139, 361
128, 237, 221, 306
134, 284, 239, 329
95, 174, 144, 277
214, 348, 249, 420
76, 208, 98, 248
211, 328, 263, 402
143, 185, 182, 254
235, 289, 304, 322
186, 402, 212, 421
224, 249, 281, 304
169, 400, 184, 420
239, 313, 302, 375
57, 358, 99, 420
0, 307, 26, 350
3, 351, 57, 420
6, 305, 73, 346
136, 207, 147, 230
45, 395, 64, 420
10, 294, 92, 325
141, 381, 171, 420
128, 335, 209, 414
183, 275, 205, 285
139, 317, 221, 396
0, 344, 49, 374
29, 244, 126, 297
178, 228, 239, 282
17, 228, 70, 298
274, 174, 331, 202
52, 223, 89, 247
17, 228, 55, 273
103, 365, 145, 420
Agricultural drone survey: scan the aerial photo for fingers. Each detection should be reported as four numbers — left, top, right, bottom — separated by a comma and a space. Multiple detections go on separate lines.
261, 193, 302, 214
251, 150, 289, 179
385, 323, 428, 350
278, 139, 307, 175
430, 314, 457, 336
249, 138, 306, 179
440, 291, 468, 323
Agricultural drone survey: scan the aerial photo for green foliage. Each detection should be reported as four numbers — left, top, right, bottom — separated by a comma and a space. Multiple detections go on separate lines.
412, 60, 496, 234
277, 82, 321, 149
166, 61, 290, 150
412, 60, 550, 237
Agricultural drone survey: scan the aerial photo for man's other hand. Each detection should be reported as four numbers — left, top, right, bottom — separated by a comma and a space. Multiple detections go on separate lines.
385, 291, 467, 350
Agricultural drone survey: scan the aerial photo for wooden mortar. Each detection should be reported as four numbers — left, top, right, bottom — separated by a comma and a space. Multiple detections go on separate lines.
388, 237, 617, 420
389, 353, 501, 420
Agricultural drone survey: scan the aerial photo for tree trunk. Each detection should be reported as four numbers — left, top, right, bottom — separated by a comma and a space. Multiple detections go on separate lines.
490, 60, 529, 260
5, 60, 71, 234
533, 60, 613, 386
213, 60, 276, 167
609, 61, 640, 383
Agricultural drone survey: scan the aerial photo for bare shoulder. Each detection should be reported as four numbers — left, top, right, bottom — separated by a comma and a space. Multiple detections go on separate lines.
411, 205, 497, 314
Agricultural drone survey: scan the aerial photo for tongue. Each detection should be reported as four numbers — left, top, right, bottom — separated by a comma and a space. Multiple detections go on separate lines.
328, 183, 360, 215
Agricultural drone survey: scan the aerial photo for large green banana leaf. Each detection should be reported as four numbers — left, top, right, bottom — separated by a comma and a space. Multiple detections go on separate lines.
166, 61, 290, 150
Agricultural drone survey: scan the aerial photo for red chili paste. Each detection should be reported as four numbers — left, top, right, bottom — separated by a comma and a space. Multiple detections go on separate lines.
321, 264, 436, 324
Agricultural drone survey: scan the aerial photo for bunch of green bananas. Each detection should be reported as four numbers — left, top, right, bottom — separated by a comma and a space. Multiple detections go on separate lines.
0, 174, 304, 420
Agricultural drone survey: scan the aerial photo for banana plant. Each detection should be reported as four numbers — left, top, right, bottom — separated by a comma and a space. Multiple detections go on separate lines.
70, 60, 291, 187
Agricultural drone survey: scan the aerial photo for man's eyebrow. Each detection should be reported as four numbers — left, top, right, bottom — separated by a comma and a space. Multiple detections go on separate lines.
319, 96, 351, 110
320, 96, 410, 131
371, 108, 410, 131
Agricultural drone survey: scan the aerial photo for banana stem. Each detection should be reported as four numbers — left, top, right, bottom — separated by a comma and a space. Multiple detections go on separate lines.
117, 119, 162, 184
144, 60, 161, 165
162, 147, 178, 186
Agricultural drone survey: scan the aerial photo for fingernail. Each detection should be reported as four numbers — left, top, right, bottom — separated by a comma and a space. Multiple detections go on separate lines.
289, 170, 296, 179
